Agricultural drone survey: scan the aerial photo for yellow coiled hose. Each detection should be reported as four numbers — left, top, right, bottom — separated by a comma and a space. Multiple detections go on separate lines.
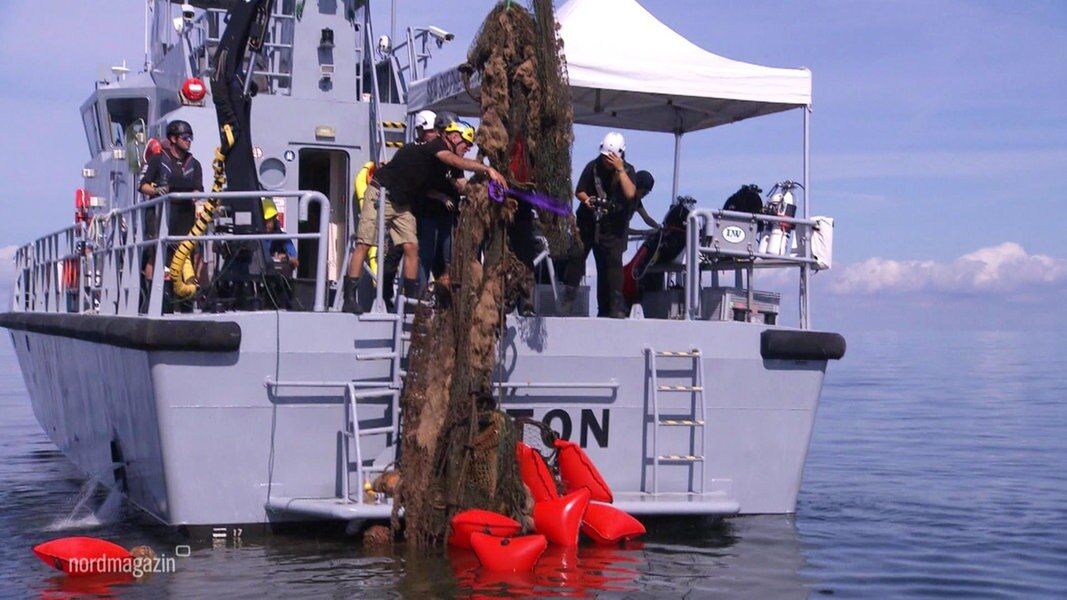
169, 125, 234, 298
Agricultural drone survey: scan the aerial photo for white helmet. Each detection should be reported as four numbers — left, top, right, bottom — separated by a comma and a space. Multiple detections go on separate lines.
599, 132, 625, 156
414, 110, 436, 131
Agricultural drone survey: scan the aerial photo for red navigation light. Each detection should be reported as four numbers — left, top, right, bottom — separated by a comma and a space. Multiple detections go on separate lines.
181, 77, 207, 103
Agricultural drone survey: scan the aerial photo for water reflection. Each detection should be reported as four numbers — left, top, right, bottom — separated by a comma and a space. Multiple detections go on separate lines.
38, 572, 137, 599
426, 516, 806, 598
445, 542, 644, 598
14, 510, 812, 598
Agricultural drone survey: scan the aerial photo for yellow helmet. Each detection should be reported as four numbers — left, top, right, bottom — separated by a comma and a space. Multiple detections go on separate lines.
444, 120, 475, 145
262, 198, 279, 221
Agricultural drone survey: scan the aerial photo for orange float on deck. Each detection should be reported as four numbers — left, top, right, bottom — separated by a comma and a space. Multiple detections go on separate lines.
469, 532, 547, 572
533, 487, 591, 547
581, 501, 646, 544
554, 439, 614, 503
516, 442, 559, 502
33, 537, 132, 576
448, 509, 523, 550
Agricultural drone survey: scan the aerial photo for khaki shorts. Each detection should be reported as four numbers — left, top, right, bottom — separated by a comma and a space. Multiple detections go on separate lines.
355, 185, 417, 246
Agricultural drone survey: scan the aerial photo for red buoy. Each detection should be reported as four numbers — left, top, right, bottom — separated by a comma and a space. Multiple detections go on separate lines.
447, 509, 522, 550
32, 537, 132, 576
533, 487, 591, 547
516, 442, 559, 502
581, 502, 646, 544
469, 532, 547, 572
554, 439, 614, 503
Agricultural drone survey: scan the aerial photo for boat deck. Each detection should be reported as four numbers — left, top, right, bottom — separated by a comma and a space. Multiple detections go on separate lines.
265, 491, 739, 523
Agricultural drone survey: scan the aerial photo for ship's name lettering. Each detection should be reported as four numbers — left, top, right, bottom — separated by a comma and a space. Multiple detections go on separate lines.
425, 69, 481, 104
505, 408, 610, 448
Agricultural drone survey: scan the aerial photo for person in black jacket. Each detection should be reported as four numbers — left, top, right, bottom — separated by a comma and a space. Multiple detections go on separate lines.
342, 118, 507, 313
573, 132, 637, 318
138, 120, 203, 311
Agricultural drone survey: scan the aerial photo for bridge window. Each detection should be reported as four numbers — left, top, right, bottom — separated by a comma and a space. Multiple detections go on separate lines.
81, 104, 103, 157
105, 97, 150, 149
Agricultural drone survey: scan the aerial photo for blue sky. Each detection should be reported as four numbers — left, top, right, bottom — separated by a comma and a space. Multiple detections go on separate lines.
1, 0, 1065, 331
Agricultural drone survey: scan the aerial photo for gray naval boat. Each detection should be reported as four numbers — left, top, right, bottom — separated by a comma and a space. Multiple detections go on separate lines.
1, 0, 844, 534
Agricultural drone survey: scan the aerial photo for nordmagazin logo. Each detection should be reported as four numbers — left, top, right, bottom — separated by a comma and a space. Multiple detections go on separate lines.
67, 553, 177, 578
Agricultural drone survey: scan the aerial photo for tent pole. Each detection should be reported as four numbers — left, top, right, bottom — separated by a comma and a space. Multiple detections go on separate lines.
800, 106, 811, 330
671, 131, 682, 201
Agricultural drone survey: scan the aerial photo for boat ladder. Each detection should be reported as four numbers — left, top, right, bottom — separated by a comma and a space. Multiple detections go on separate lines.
643, 347, 707, 494
340, 308, 411, 503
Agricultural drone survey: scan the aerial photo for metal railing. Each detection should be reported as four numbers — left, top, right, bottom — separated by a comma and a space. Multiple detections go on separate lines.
684, 208, 823, 329
11, 190, 331, 316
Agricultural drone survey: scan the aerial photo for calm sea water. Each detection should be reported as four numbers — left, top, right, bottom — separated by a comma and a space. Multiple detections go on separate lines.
2, 329, 1065, 598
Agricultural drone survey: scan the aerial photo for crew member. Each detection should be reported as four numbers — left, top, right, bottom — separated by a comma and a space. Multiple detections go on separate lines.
261, 199, 298, 273
382, 109, 439, 310
138, 120, 204, 310
416, 112, 467, 289
343, 117, 507, 313
574, 132, 637, 318
630, 170, 660, 233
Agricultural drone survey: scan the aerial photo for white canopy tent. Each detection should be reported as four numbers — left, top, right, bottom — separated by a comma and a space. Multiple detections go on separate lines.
407, 0, 813, 202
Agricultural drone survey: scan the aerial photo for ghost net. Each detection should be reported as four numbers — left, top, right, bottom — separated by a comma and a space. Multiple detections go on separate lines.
394, 0, 576, 548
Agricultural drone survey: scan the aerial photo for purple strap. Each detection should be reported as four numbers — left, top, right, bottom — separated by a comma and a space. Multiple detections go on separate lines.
488, 180, 570, 216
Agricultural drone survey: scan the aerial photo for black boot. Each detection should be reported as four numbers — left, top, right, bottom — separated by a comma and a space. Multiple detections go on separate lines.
401, 278, 420, 314
608, 291, 628, 319
342, 276, 362, 314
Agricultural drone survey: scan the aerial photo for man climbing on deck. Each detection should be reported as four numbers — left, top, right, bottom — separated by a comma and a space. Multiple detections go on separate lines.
380, 109, 440, 311
414, 111, 464, 291
343, 116, 508, 313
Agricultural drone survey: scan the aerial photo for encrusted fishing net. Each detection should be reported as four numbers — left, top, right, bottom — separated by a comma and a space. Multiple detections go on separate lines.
395, 0, 575, 548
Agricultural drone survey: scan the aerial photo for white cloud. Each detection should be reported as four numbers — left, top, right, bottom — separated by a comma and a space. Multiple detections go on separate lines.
827, 242, 1067, 296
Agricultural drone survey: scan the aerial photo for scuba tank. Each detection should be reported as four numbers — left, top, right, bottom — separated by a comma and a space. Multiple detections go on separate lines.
758, 181, 801, 255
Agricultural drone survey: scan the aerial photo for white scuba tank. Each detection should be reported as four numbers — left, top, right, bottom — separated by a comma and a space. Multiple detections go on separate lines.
759, 183, 798, 255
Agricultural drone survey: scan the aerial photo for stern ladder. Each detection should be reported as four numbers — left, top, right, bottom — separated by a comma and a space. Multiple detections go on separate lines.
643, 347, 707, 494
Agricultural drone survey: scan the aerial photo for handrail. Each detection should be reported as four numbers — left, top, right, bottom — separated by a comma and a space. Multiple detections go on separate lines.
10, 190, 331, 315
685, 208, 817, 328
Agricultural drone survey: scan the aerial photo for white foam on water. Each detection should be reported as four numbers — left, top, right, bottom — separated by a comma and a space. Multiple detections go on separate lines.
45, 478, 123, 531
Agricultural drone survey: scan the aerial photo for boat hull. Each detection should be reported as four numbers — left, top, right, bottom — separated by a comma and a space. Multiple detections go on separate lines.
5, 311, 831, 526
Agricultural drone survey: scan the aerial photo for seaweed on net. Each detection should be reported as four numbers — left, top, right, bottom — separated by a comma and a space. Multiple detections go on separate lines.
395, 1, 574, 548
